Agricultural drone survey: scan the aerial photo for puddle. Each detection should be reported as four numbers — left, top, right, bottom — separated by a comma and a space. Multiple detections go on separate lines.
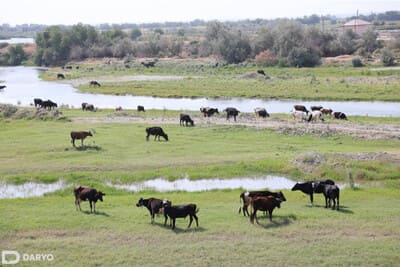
106, 176, 296, 192
0, 180, 70, 199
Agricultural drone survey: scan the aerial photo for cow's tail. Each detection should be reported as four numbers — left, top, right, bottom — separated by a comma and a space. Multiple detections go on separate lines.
195, 207, 200, 214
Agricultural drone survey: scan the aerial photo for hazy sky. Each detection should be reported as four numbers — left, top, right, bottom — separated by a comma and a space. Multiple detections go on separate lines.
2, 0, 400, 25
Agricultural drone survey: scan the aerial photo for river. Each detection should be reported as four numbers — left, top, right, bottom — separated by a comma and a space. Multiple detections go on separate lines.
0, 66, 399, 117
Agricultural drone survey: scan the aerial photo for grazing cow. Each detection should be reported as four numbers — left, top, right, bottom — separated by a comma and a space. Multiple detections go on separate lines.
115, 106, 122, 111
332, 112, 348, 120
294, 105, 309, 114
70, 131, 93, 147
291, 110, 309, 122
200, 107, 219, 117
57, 73, 65, 79
74, 185, 105, 213
239, 190, 286, 216
89, 80, 101, 87
321, 108, 333, 118
257, 70, 266, 76
41, 100, 58, 110
82, 103, 95, 111
137, 105, 145, 112
180, 113, 194, 126
308, 110, 324, 122
136, 197, 172, 224
0, 85, 6, 90
141, 61, 156, 68
250, 196, 282, 224
314, 183, 340, 210
310, 105, 323, 111
254, 107, 269, 118
163, 203, 199, 230
65, 66, 73, 70
34, 98, 43, 108
146, 127, 168, 141
224, 107, 240, 121
291, 179, 335, 205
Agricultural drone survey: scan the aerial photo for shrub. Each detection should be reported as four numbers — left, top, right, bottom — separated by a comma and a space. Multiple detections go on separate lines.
255, 50, 278, 66
352, 56, 364, 67
287, 47, 321, 67
380, 48, 396, 66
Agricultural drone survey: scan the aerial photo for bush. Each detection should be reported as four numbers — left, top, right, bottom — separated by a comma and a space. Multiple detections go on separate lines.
352, 56, 364, 67
287, 47, 321, 67
380, 48, 396, 66
255, 50, 278, 66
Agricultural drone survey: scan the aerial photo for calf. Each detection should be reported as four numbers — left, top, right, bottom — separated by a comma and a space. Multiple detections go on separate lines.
74, 185, 105, 213
308, 110, 324, 122
41, 100, 58, 110
291, 179, 335, 205
239, 190, 286, 216
224, 107, 240, 121
294, 105, 309, 114
70, 131, 93, 147
146, 126, 168, 141
254, 108, 269, 118
34, 98, 43, 108
315, 183, 340, 210
291, 110, 309, 122
57, 73, 65, 79
332, 112, 348, 120
136, 197, 171, 224
137, 105, 145, 112
250, 196, 282, 224
163, 203, 199, 230
82, 103, 95, 111
141, 61, 156, 68
321, 108, 333, 117
257, 70, 266, 76
200, 107, 219, 117
180, 113, 194, 126
89, 80, 101, 87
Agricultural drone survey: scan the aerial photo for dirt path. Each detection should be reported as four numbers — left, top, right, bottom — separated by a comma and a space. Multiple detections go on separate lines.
73, 114, 400, 140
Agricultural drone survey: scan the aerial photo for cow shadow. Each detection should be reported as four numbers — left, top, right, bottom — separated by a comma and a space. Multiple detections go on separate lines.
66, 145, 102, 151
153, 221, 206, 233
81, 210, 110, 217
306, 204, 353, 214
253, 214, 297, 229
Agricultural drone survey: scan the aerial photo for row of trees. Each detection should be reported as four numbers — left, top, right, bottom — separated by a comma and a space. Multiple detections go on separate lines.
0, 44, 27, 65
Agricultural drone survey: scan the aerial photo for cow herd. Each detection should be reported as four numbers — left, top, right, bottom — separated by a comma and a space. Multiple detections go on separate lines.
291, 105, 348, 122
74, 179, 340, 230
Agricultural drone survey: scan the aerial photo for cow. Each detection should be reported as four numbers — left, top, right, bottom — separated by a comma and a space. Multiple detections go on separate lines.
57, 73, 65, 79
89, 80, 101, 87
294, 105, 309, 114
137, 105, 145, 112
291, 110, 309, 122
180, 114, 194, 126
308, 110, 324, 122
74, 185, 105, 213
141, 61, 156, 68
254, 107, 269, 118
332, 112, 348, 120
250, 196, 282, 224
41, 100, 58, 110
65, 66, 73, 70
257, 70, 266, 76
239, 190, 286, 217
291, 179, 335, 206
0, 85, 6, 90
321, 108, 333, 118
33, 98, 43, 108
70, 131, 93, 147
136, 197, 172, 224
115, 106, 122, 111
224, 107, 240, 121
200, 107, 219, 117
146, 127, 168, 141
314, 183, 340, 210
163, 203, 199, 230
310, 105, 323, 111
82, 103, 95, 111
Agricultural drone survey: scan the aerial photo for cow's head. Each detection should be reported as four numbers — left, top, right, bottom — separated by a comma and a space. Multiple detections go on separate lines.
291, 183, 301, 191
163, 134, 169, 141
272, 197, 282, 209
97, 191, 105, 202
278, 191, 286, 202
87, 131, 93, 137
136, 197, 144, 207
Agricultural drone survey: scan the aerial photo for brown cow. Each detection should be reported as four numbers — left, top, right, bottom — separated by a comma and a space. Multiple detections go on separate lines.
250, 196, 282, 224
239, 190, 286, 216
70, 131, 92, 147
74, 185, 105, 213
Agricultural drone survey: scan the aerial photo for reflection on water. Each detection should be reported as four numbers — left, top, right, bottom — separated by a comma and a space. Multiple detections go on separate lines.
0, 180, 70, 199
107, 176, 296, 192
0, 66, 399, 116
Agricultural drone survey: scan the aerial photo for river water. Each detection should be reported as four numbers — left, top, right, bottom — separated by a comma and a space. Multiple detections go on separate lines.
0, 66, 399, 116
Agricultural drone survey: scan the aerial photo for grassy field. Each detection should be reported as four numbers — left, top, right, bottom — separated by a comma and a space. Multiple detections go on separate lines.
1, 187, 400, 266
40, 60, 400, 101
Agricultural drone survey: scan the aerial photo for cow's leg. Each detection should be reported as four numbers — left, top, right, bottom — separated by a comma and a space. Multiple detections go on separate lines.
81, 138, 84, 147
332, 198, 336, 209
188, 215, 193, 228
164, 214, 168, 226
310, 193, 314, 206
72, 138, 75, 147
89, 201, 93, 213
193, 214, 199, 227
244, 204, 250, 217
146, 134, 150, 141
172, 218, 176, 229
325, 196, 328, 208
150, 210, 155, 224
93, 202, 96, 213
337, 195, 340, 210
269, 210, 273, 221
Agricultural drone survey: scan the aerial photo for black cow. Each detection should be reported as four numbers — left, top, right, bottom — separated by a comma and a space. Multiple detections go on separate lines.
141, 61, 156, 68
291, 179, 335, 205
239, 190, 286, 216
70, 131, 92, 147
315, 183, 340, 210
257, 70, 266, 76
332, 112, 348, 120
146, 127, 168, 141
250, 196, 282, 224
137, 105, 145, 112
74, 185, 105, 213
180, 114, 194, 126
294, 105, 309, 114
136, 197, 171, 224
163, 203, 199, 230
310, 105, 323, 111
200, 107, 219, 117
41, 100, 58, 110
57, 73, 65, 79
89, 80, 101, 87
0, 85, 6, 90
34, 98, 43, 108
82, 103, 95, 111
224, 107, 240, 121
254, 108, 269, 118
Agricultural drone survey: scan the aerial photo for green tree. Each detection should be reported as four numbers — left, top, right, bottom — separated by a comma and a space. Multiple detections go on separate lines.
287, 47, 320, 67
8, 44, 27, 65
130, 28, 142, 40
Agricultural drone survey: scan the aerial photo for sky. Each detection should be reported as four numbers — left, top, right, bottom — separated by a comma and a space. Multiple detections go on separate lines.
2, 0, 400, 25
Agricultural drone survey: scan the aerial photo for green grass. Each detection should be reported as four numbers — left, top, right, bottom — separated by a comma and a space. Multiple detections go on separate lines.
1, 187, 399, 266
